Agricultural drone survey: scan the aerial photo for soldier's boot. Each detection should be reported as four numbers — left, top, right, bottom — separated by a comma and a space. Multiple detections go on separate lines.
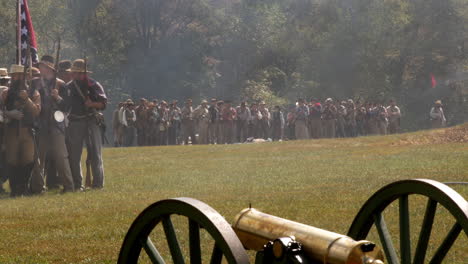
19, 163, 34, 196
7, 165, 20, 198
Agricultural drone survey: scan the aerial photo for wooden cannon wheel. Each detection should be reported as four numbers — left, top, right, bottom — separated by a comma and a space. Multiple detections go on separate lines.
118, 197, 249, 264
348, 179, 468, 264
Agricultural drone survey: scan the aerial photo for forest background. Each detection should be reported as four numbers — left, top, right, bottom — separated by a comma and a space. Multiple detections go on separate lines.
0, 0, 467, 132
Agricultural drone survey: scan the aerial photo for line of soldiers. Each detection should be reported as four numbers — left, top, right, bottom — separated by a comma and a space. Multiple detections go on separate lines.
112, 97, 407, 146
0, 55, 106, 197
287, 98, 403, 140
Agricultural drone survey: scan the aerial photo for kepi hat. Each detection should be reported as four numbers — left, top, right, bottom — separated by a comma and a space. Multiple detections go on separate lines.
38, 55, 55, 71
57, 60, 72, 73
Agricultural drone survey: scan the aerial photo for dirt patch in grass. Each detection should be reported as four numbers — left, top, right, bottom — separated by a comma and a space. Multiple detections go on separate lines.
396, 123, 468, 146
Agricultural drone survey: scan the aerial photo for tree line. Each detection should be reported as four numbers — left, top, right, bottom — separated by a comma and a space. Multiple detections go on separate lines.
0, 0, 466, 131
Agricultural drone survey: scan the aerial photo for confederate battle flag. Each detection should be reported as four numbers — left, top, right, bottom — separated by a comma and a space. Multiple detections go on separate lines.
17, 0, 38, 65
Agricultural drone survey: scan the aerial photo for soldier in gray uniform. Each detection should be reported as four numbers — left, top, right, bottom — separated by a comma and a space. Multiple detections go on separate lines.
31, 55, 74, 194
65, 59, 107, 190
322, 98, 337, 138
236, 102, 251, 143
295, 99, 309, 140
430, 100, 446, 128
194, 100, 210, 144
181, 99, 196, 145
0, 68, 10, 193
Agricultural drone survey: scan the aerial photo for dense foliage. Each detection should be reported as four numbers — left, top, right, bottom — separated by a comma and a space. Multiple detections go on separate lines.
0, 0, 466, 130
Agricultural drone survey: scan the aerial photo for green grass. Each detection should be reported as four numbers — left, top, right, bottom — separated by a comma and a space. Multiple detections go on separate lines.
0, 127, 466, 263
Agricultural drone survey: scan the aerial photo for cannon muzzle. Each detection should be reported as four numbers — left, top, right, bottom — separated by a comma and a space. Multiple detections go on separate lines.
233, 208, 384, 264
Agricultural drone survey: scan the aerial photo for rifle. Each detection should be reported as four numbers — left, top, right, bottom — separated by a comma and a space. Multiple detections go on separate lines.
54, 37, 61, 72
51, 36, 64, 124
83, 55, 93, 189
85, 149, 92, 189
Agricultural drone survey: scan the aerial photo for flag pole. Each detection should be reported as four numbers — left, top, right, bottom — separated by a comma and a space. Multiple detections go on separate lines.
16, 0, 22, 65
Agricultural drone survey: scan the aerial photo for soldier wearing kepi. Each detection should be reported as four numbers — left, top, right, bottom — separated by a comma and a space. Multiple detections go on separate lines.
30, 55, 74, 194
1, 64, 41, 197
56, 60, 72, 83
46, 60, 72, 189
66, 59, 106, 190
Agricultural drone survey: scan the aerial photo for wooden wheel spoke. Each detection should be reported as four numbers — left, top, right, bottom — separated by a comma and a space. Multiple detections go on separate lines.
399, 195, 411, 264
210, 244, 223, 264
162, 215, 185, 264
189, 219, 202, 264
413, 199, 437, 264
429, 223, 462, 264
374, 213, 399, 264
142, 237, 166, 264
119, 198, 249, 264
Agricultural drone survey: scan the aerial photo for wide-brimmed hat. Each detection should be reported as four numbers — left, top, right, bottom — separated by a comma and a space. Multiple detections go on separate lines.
9, 64, 24, 75
57, 60, 72, 73
38, 55, 55, 71
0, 68, 10, 79
70, 59, 92, 73
201, 99, 208, 104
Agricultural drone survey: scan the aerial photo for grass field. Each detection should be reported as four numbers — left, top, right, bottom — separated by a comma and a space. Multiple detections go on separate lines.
0, 126, 466, 263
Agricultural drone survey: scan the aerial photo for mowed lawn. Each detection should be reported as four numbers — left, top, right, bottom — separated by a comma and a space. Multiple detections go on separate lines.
0, 128, 466, 263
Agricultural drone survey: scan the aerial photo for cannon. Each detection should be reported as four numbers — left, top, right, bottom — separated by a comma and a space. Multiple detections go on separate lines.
118, 179, 468, 263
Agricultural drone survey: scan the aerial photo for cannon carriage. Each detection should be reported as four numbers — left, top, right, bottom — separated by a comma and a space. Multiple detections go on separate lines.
118, 179, 468, 264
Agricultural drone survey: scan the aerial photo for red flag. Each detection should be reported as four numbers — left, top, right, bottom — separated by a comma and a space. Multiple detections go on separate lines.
19, 0, 38, 65
431, 74, 437, 88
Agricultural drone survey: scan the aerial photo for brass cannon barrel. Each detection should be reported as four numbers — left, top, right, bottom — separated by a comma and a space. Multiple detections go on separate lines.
233, 208, 384, 264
